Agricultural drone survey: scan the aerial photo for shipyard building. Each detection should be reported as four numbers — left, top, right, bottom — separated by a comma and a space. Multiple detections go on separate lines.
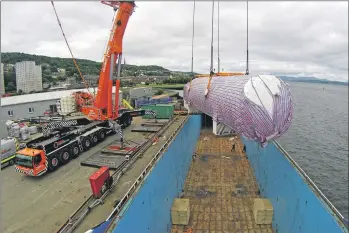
0, 87, 122, 138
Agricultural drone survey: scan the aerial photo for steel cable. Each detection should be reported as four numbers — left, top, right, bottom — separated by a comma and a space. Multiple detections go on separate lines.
50, 1, 94, 100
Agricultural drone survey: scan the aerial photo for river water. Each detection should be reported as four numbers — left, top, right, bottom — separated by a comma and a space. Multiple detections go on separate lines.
278, 82, 348, 219
176, 81, 348, 219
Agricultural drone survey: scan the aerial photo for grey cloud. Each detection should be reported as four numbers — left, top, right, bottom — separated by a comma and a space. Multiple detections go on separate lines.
1, 1, 348, 81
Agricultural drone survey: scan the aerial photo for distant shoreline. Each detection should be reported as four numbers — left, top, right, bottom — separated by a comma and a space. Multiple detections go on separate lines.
278, 76, 348, 86
282, 79, 348, 86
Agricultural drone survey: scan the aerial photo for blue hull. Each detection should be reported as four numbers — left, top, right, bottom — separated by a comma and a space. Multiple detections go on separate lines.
242, 138, 348, 233
90, 115, 348, 233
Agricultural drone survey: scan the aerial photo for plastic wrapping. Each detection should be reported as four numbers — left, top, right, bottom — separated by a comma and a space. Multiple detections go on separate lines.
20, 126, 30, 140
29, 126, 38, 135
11, 123, 20, 138
183, 74, 293, 146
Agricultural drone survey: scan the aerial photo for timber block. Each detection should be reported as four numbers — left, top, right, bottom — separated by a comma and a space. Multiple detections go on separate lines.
171, 198, 190, 225
253, 198, 273, 225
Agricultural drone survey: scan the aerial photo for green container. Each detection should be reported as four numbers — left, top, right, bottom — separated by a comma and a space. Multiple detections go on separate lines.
142, 104, 174, 119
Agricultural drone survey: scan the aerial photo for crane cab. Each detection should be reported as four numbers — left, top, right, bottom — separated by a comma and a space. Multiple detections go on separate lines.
14, 148, 47, 176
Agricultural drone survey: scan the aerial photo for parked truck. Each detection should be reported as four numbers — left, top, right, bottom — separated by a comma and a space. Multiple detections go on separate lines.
1, 137, 19, 169
13, 108, 156, 176
14, 117, 116, 176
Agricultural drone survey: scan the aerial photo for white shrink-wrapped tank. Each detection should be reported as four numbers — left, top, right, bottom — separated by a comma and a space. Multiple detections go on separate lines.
183, 74, 293, 146
57, 95, 77, 115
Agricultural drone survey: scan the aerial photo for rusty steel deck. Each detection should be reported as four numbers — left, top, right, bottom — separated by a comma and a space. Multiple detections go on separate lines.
172, 131, 274, 233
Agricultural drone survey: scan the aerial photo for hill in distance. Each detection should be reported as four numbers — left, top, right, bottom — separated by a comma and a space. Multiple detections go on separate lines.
1, 52, 195, 77
2, 52, 346, 85
278, 76, 348, 86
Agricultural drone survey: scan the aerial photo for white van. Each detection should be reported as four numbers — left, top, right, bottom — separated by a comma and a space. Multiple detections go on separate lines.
1, 137, 18, 169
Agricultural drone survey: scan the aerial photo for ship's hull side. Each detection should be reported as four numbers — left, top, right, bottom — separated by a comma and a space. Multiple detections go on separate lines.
242, 137, 348, 233
108, 115, 201, 233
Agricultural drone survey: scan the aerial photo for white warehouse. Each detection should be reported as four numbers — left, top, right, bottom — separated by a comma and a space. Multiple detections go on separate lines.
0, 87, 122, 138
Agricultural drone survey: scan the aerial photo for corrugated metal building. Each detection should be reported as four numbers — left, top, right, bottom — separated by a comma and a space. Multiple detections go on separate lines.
129, 87, 152, 99
129, 87, 153, 108
0, 87, 122, 137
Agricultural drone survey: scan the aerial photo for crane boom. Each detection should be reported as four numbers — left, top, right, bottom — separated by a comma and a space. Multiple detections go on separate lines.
80, 1, 135, 120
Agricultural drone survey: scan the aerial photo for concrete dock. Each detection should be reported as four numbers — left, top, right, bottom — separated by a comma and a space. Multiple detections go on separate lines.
74, 116, 187, 233
0, 117, 169, 233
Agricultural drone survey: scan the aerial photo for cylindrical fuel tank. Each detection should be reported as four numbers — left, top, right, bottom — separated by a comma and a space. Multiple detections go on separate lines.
183, 74, 293, 146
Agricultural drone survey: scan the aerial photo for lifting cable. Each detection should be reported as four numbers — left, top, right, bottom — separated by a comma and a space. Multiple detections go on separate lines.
217, 1, 220, 73
188, 1, 196, 91
50, 1, 94, 100
209, 1, 215, 75
191, 1, 196, 78
204, 0, 215, 97
245, 1, 250, 75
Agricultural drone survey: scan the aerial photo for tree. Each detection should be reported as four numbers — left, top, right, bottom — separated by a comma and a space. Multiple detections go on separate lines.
50, 66, 58, 73
6, 82, 16, 92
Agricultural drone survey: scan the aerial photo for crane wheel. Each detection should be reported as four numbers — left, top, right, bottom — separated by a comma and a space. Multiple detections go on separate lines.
71, 143, 80, 159
91, 134, 99, 145
126, 116, 132, 127
82, 137, 92, 151
9, 159, 15, 166
122, 118, 128, 128
98, 130, 106, 142
48, 154, 60, 172
59, 149, 71, 164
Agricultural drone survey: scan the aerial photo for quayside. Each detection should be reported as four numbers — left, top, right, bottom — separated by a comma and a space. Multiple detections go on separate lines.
90, 115, 348, 233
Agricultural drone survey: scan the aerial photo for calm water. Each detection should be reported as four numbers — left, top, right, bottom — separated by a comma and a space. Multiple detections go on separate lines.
177, 82, 348, 218
278, 82, 348, 219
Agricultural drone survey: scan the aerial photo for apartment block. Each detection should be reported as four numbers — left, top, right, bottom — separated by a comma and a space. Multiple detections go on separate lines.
1, 63, 4, 94
15, 61, 43, 93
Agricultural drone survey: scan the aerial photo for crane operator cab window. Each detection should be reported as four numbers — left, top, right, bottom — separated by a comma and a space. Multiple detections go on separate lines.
15, 154, 33, 168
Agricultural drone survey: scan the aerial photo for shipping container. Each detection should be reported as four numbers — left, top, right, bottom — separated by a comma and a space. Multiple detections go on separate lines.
141, 104, 174, 119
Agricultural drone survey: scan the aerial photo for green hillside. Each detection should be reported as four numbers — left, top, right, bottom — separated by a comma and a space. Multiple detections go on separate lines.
1, 52, 173, 77
1, 52, 194, 93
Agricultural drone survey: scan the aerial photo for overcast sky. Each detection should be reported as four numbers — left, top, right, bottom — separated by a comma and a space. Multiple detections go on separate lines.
1, 1, 348, 81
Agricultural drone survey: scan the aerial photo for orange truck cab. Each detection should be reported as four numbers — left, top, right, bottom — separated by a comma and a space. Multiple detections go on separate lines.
14, 148, 48, 176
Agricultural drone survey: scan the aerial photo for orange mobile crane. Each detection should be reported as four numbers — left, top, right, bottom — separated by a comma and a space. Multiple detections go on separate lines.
75, 1, 156, 127
13, 1, 156, 176
78, 1, 135, 121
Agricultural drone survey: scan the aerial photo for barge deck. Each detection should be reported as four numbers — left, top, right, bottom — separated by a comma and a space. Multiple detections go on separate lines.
171, 130, 273, 233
